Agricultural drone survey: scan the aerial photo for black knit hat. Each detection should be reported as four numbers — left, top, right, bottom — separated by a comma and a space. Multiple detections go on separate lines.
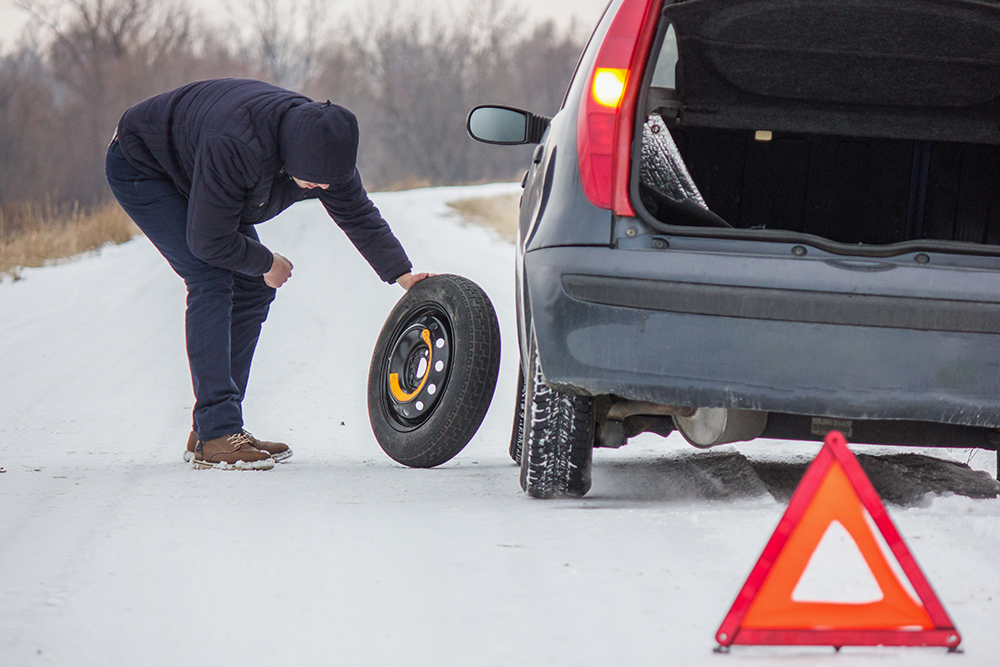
279, 101, 359, 183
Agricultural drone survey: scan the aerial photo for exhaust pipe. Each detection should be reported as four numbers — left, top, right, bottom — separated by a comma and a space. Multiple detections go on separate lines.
673, 408, 768, 448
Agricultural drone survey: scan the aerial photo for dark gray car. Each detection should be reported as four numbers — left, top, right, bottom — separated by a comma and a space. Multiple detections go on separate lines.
468, 0, 1000, 497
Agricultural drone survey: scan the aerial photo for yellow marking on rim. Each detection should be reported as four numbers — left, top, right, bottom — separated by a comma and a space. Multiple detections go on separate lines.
389, 328, 434, 402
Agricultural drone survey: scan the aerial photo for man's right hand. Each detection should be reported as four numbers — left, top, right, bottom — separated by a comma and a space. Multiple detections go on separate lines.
264, 252, 293, 288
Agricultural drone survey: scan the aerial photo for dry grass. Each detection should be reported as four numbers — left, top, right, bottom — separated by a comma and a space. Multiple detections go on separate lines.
0, 190, 518, 281
381, 174, 436, 192
0, 201, 140, 280
446, 194, 520, 242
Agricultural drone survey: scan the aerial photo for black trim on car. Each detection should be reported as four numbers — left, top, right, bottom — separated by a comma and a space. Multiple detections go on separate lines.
623, 223, 1000, 259
562, 273, 1000, 334
760, 412, 1000, 451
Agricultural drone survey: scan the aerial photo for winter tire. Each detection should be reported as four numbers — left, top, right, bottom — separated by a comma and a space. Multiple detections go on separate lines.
368, 274, 501, 468
519, 337, 595, 498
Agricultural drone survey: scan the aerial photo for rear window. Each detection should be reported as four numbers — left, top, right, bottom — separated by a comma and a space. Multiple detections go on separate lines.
650, 25, 679, 89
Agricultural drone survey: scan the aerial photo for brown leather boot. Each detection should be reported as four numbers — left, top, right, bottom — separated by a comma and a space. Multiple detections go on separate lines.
184, 431, 198, 463
242, 429, 293, 462
192, 432, 275, 470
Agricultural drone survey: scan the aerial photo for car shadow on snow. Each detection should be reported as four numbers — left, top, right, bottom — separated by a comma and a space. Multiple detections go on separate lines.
588, 450, 999, 507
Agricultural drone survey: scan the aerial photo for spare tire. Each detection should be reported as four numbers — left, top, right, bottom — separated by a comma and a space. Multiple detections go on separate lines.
367, 274, 501, 468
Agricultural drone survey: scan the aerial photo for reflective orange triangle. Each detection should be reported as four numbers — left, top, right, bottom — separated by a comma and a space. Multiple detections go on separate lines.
715, 431, 961, 650
742, 459, 933, 629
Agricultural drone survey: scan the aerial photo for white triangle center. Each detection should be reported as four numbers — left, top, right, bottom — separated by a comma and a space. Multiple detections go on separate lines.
791, 520, 885, 604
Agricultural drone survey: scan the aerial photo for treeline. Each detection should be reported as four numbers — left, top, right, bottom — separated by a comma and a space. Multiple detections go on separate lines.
0, 0, 586, 232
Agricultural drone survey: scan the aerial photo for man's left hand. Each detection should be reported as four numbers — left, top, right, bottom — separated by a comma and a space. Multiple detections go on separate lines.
397, 272, 432, 290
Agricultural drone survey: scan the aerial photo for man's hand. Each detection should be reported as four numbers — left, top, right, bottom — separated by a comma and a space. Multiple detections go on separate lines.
264, 252, 293, 288
397, 272, 432, 290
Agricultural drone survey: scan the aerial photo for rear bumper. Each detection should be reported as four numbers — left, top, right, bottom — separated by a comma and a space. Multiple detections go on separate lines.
526, 245, 1000, 427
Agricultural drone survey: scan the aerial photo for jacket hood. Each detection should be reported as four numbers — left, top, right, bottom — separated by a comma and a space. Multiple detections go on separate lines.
279, 101, 359, 183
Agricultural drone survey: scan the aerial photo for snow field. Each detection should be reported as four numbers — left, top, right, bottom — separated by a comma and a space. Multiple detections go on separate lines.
1, 183, 998, 666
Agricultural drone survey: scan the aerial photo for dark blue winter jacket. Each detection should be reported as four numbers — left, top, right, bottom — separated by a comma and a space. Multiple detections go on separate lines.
115, 79, 412, 281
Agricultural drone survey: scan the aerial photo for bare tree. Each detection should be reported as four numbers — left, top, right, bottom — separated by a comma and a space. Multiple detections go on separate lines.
322, 0, 583, 188
16, 0, 193, 96
509, 18, 588, 117
0, 40, 60, 217
336, 0, 528, 186
13, 0, 200, 204
226, 0, 334, 89
0, 0, 586, 211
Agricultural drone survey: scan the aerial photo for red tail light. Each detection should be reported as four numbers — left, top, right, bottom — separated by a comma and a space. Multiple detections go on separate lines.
577, 0, 664, 216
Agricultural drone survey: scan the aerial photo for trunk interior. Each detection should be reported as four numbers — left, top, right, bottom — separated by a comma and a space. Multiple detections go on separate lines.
638, 0, 1000, 249
645, 122, 1000, 247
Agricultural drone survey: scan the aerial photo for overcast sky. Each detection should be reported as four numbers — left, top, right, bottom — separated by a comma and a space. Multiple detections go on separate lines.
0, 0, 610, 48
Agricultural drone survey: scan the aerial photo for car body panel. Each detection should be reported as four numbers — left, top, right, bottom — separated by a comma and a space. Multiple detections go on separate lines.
515, 0, 623, 366
526, 244, 1000, 427
489, 0, 1000, 453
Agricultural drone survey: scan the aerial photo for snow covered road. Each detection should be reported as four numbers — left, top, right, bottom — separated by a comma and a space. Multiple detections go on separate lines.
2, 184, 999, 666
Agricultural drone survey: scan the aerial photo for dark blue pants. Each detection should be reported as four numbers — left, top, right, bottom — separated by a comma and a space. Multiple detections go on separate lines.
105, 141, 276, 441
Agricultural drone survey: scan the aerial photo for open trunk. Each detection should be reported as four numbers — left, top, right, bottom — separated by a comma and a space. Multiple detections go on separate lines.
637, 0, 1000, 252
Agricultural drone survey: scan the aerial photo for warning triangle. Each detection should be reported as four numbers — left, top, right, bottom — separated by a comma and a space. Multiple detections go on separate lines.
715, 431, 961, 650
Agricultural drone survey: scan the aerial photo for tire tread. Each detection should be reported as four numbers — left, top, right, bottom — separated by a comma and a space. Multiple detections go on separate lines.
521, 355, 593, 498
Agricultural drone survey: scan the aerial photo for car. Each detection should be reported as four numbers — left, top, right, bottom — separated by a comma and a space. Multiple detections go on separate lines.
467, 0, 1000, 498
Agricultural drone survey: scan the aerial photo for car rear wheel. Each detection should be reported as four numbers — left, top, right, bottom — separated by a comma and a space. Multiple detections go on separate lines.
368, 274, 501, 468
519, 337, 594, 498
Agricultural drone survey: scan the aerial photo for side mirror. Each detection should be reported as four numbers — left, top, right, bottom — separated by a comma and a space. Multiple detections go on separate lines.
467, 105, 551, 145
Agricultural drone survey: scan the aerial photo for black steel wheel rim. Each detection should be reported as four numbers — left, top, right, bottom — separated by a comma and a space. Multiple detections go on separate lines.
380, 308, 453, 431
